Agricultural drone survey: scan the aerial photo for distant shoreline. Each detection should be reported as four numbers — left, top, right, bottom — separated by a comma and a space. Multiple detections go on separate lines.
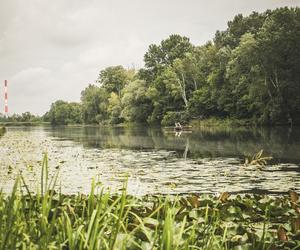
0, 118, 297, 128
0, 121, 50, 127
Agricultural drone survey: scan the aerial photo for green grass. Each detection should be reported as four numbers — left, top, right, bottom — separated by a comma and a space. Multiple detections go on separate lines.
0, 155, 299, 249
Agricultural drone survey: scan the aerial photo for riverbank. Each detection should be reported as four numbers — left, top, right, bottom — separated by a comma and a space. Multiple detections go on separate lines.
0, 121, 50, 127
0, 118, 296, 129
189, 117, 298, 129
1, 176, 299, 249
189, 118, 254, 128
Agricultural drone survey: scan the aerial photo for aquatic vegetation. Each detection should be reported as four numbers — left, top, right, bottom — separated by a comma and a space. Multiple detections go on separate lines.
0, 156, 299, 249
244, 150, 273, 168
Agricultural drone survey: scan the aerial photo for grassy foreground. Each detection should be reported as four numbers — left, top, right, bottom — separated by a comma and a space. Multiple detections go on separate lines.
1, 184, 300, 249
0, 156, 300, 249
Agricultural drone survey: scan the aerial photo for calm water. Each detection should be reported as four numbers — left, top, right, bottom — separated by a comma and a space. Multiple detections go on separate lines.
0, 126, 299, 195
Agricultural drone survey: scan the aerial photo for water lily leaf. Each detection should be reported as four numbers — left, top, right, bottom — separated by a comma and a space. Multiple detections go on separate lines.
241, 213, 251, 220
289, 190, 299, 203
230, 233, 248, 244
187, 195, 200, 208
291, 218, 300, 233
227, 205, 240, 214
189, 210, 198, 220
230, 234, 243, 242
277, 226, 288, 241
219, 192, 230, 203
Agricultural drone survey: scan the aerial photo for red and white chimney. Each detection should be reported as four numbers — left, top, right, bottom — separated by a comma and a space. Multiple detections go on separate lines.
4, 80, 8, 116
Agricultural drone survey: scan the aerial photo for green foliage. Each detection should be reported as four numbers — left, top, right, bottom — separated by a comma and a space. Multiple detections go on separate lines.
141, 34, 194, 124
97, 66, 135, 97
143, 34, 193, 81
81, 85, 109, 124
161, 111, 189, 126
0, 112, 42, 123
45, 7, 300, 126
121, 80, 152, 123
244, 150, 273, 169
108, 92, 123, 124
46, 100, 82, 125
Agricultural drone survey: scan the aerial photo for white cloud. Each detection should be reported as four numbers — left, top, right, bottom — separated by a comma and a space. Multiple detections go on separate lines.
0, 0, 299, 114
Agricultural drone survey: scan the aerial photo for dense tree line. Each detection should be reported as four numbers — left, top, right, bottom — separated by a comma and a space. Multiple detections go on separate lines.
44, 101, 82, 125
45, 7, 300, 126
0, 112, 41, 123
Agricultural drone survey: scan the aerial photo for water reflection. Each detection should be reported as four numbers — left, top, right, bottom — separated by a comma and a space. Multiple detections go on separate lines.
46, 125, 300, 164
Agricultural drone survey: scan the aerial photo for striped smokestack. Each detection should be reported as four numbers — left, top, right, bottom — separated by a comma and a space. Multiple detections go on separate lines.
4, 80, 8, 116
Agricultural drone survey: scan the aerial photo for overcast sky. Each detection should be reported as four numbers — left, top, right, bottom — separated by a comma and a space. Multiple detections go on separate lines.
0, 0, 299, 115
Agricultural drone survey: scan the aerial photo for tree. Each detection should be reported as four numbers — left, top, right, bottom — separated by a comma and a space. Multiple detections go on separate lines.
81, 85, 109, 124
214, 11, 267, 49
47, 101, 82, 125
44, 7, 300, 126
108, 92, 123, 124
226, 33, 263, 119
225, 7, 300, 124
142, 34, 194, 82
121, 80, 152, 122
97, 66, 134, 97
255, 7, 300, 124
20, 112, 35, 122
139, 34, 194, 123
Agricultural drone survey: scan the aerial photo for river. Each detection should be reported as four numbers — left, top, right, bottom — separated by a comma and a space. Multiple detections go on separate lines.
0, 125, 299, 195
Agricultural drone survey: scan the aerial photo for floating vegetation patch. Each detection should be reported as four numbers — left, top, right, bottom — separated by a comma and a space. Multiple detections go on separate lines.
244, 150, 273, 169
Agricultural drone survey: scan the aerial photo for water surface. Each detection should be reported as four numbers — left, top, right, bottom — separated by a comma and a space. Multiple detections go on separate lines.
0, 126, 299, 195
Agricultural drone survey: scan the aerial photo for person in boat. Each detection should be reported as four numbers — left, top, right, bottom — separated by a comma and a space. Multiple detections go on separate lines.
175, 122, 182, 131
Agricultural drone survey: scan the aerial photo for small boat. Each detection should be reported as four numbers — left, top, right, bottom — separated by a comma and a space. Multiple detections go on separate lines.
163, 127, 192, 136
163, 124, 192, 132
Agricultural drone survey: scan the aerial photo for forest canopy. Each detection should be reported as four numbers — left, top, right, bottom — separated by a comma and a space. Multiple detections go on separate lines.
45, 7, 300, 126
